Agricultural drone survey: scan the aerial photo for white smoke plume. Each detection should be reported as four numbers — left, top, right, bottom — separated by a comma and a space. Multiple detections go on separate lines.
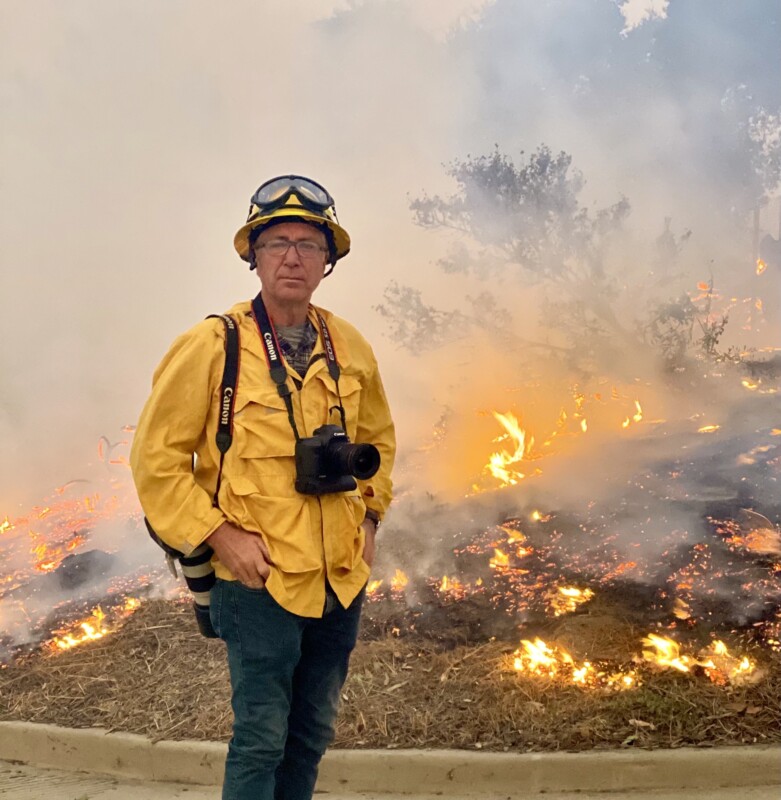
618, 0, 670, 34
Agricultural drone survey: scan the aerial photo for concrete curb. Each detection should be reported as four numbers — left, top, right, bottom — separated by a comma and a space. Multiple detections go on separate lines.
0, 722, 778, 795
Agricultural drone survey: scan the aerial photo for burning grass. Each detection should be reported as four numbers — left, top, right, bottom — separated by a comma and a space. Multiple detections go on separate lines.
1, 598, 779, 751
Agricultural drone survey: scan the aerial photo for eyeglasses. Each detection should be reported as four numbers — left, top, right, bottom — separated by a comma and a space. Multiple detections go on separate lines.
250, 175, 335, 215
255, 238, 327, 260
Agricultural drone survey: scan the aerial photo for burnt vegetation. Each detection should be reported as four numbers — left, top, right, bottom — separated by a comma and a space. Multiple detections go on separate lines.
1, 598, 779, 751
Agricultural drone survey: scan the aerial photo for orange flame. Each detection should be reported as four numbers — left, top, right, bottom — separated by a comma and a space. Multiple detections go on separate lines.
47, 600, 142, 653
486, 412, 535, 486
756, 258, 767, 275
390, 569, 408, 592
512, 638, 637, 690
641, 634, 692, 672
549, 586, 595, 616
437, 575, 467, 599
49, 607, 109, 652
699, 640, 757, 685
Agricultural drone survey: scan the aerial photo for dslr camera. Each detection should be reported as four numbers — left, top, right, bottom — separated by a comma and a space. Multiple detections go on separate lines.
295, 424, 380, 495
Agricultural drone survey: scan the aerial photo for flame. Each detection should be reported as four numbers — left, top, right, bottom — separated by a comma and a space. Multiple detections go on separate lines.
486, 412, 535, 486
489, 548, 510, 569
640, 635, 757, 684
437, 575, 467, 599
733, 527, 781, 556
514, 637, 567, 677
439, 575, 461, 592
699, 640, 757, 685
47, 599, 143, 653
512, 638, 637, 690
742, 379, 760, 391
390, 569, 408, 592
366, 579, 383, 595
673, 597, 692, 620
697, 424, 720, 434
480, 393, 652, 490
49, 607, 109, 651
549, 586, 595, 616
641, 634, 692, 672
124, 597, 141, 612
1, 517, 13, 534
756, 258, 767, 275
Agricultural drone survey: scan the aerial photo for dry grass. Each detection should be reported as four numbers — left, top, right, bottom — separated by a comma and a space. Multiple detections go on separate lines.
1, 599, 779, 751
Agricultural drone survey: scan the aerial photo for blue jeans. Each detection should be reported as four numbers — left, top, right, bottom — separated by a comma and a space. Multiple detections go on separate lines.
210, 578, 364, 800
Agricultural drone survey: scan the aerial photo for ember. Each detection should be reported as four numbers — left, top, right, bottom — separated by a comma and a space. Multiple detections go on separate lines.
549, 586, 595, 616
2, 346, 779, 704
0, 429, 176, 663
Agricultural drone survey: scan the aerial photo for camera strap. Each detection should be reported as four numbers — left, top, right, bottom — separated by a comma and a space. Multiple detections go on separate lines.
205, 314, 240, 506
311, 307, 349, 431
251, 292, 348, 439
251, 293, 302, 441
145, 313, 239, 567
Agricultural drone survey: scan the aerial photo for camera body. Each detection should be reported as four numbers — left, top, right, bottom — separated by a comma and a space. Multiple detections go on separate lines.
295, 424, 380, 495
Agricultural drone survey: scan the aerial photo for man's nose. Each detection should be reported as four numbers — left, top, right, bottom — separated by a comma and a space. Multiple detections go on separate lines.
283, 243, 302, 264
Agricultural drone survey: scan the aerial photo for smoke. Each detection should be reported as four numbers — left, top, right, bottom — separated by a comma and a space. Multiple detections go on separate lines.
2, 1, 779, 643
618, 0, 669, 34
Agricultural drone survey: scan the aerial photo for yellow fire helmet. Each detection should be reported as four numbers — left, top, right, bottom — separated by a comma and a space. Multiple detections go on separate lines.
234, 175, 351, 269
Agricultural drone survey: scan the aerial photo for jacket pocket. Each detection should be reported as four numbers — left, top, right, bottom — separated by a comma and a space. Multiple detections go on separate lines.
313, 372, 362, 440
322, 491, 366, 571
224, 476, 321, 573
233, 386, 296, 458
230, 386, 297, 497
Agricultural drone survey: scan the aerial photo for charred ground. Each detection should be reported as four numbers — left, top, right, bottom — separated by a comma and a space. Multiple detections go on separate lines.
1, 595, 779, 752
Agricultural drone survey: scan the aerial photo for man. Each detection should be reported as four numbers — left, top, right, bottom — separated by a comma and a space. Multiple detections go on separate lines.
130, 175, 396, 800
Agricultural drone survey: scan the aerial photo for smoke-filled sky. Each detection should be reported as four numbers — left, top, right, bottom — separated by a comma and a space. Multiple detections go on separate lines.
1, 0, 779, 510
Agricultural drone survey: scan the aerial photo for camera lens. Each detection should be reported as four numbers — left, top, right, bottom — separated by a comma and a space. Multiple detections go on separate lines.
347, 443, 381, 479
328, 441, 381, 480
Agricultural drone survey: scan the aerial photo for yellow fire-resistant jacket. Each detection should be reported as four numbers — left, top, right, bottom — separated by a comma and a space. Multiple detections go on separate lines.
130, 300, 395, 617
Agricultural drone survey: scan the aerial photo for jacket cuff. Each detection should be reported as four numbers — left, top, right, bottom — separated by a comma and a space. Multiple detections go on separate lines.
184, 510, 227, 554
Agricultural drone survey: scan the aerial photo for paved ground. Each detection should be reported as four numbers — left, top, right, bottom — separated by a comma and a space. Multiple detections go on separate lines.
1, 760, 780, 800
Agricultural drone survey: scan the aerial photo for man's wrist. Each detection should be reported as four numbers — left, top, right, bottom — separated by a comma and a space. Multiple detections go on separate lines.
364, 509, 380, 527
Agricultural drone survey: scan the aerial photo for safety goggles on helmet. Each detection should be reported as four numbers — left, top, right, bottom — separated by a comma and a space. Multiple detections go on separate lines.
250, 175, 336, 216
234, 174, 351, 268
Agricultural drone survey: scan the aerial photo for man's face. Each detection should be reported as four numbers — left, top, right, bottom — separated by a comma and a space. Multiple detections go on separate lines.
253, 221, 328, 308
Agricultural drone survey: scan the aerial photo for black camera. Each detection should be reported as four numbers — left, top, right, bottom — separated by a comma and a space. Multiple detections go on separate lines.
295, 424, 380, 495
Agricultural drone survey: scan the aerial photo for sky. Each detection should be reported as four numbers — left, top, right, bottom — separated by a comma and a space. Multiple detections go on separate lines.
1, 0, 779, 510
